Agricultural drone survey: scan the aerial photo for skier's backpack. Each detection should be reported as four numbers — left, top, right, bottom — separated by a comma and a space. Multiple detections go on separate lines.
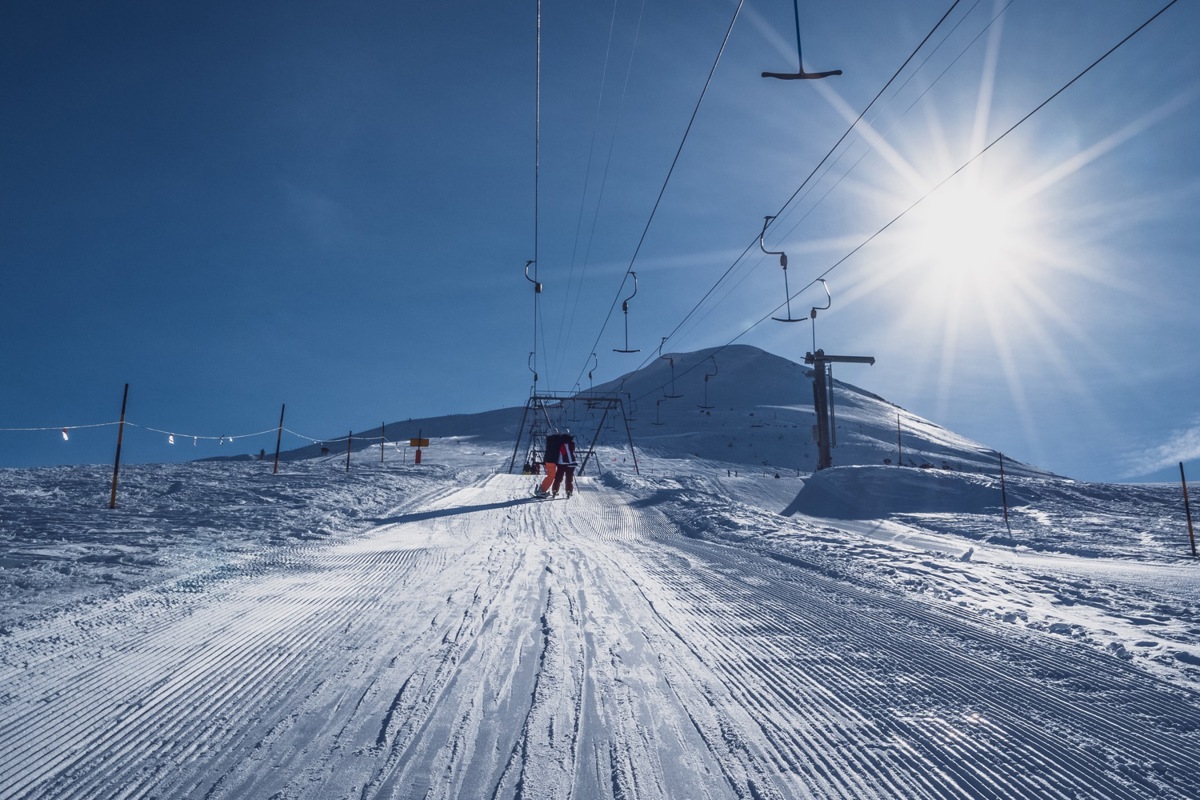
543, 433, 567, 463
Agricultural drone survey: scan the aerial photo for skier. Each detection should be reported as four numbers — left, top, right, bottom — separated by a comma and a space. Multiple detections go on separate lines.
535, 433, 563, 498
535, 432, 577, 498
550, 433, 577, 498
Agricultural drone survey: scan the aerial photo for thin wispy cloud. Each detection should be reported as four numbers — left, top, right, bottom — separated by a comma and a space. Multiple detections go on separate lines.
1123, 416, 1200, 479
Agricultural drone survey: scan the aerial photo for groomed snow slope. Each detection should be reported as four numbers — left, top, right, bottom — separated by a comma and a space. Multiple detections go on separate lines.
2, 447, 1199, 799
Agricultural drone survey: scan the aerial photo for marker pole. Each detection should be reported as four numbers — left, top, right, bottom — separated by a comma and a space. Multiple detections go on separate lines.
109, 383, 129, 509
1182, 463, 1197, 558
273, 404, 285, 474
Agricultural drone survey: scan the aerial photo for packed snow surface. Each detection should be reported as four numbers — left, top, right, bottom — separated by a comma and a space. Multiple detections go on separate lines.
2, 437, 1199, 799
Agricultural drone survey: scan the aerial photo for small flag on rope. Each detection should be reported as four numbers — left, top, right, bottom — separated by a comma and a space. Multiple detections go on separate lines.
62, 428, 69, 441
193, 436, 198, 447
169, 434, 175, 445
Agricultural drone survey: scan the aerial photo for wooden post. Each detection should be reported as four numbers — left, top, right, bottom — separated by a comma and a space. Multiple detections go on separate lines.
381, 421, 386, 464
346, 430, 353, 472
108, 383, 129, 509
896, 413, 903, 465
1182, 462, 1197, 558
273, 404, 285, 474
999, 452, 1012, 534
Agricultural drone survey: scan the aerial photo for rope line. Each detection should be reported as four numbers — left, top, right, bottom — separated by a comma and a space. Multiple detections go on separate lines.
1, 421, 410, 448
1, 422, 122, 432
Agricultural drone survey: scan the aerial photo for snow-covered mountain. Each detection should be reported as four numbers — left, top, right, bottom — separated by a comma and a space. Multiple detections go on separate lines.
265, 345, 1048, 480
589, 344, 1047, 477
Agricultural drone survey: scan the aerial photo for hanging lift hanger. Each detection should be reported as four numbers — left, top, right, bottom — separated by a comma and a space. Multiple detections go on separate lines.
524, 259, 541, 293
809, 277, 831, 352
661, 356, 683, 399
762, 0, 842, 80
624, 392, 638, 422
698, 357, 718, 410
761, 216, 804, 323
613, 272, 641, 353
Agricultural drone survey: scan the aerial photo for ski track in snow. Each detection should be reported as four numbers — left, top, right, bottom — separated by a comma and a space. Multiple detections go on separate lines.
2, 459, 1200, 799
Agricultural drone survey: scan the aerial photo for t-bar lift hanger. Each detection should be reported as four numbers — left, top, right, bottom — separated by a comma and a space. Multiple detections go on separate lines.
698, 356, 718, 409
761, 0, 842, 80
614, 272, 641, 353
660, 355, 683, 399
761, 216, 804, 323
809, 277, 831, 352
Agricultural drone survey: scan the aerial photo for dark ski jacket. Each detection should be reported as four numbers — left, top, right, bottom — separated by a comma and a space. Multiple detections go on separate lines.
555, 438, 577, 466
544, 434, 576, 466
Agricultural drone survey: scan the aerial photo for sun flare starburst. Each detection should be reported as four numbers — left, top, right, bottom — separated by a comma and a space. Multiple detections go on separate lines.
900, 166, 1044, 312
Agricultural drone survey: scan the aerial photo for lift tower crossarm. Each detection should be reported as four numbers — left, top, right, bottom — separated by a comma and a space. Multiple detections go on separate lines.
805, 353, 875, 366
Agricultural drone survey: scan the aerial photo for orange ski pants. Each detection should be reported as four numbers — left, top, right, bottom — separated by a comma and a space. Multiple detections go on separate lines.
539, 463, 557, 493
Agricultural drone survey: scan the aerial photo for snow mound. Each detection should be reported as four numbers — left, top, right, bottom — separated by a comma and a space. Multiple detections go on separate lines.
784, 465, 1006, 519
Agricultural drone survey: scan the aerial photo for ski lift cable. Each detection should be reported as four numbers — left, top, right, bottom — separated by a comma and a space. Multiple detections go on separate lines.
771, 0, 964, 225
772, 0, 1010, 245
640, 0, 1022, 371
527, 0, 543, 390
628, 0, 966, 381
765, 0, 1187, 311
622, 235, 763, 381
574, 0, 987, 394
631, 0, 1181, 406
554, 0, 652, 385
891, 0, 1004, 116
733, 0, 995, 269
549, 0, 626, 382
572, 0, 747, 389
756, 0, 1185, 350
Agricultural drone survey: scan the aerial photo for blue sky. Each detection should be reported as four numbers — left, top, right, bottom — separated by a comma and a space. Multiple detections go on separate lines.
2, 0, 1197, 483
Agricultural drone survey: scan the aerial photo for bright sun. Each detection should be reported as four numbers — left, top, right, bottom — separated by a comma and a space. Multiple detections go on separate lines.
902, 170, 1041, 304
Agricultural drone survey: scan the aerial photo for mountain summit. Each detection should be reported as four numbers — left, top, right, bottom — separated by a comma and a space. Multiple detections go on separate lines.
271, 345, 1045, 478
583, 344, 1045, 477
